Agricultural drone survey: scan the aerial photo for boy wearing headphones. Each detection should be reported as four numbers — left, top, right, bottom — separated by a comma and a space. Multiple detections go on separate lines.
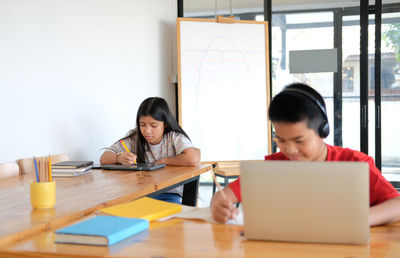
211, 83, 400, 226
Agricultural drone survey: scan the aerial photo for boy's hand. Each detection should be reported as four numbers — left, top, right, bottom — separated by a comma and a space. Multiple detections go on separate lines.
116, 152, 137, 165
211, 190, 239, 223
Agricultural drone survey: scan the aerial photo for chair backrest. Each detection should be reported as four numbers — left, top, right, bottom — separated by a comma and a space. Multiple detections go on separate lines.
214, 161, 240, 177
0, 162, 20, 179
17, 154, 69, 175
215, 161, 240, 169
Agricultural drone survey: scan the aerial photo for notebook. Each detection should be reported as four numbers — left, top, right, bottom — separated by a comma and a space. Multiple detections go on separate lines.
91, 163, 102, 169
52, 167, 92, 173
101, 163, 166, 171
51, 168, 91, 178
240, 160, 369, 245
98, 197, 182, 221
55, 215, 149, 246
52, 161, 94, 169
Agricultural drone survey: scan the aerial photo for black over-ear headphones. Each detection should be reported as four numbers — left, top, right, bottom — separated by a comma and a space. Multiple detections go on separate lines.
282, 87, 330, 138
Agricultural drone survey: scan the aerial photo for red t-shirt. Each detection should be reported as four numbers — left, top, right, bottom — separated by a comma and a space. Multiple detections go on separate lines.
228, 144, 399, 206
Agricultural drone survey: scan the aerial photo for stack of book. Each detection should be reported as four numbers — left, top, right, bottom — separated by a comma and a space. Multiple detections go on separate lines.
51, 161, 94, 178
54, 197, 182, 246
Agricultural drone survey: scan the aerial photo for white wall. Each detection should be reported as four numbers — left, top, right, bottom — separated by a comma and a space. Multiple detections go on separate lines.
0, 0, 177, 163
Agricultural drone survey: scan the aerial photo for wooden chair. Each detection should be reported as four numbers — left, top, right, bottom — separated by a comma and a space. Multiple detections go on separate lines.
212, 161, 240, 194
17, 154, 69, 175
0, 162, 20, 179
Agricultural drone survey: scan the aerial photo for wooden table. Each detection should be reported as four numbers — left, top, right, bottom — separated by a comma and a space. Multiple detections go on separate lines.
0, 165, 211, 248
2, 219, 400, 257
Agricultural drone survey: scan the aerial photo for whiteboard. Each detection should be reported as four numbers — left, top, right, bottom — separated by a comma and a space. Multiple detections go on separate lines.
177, 18, 271, 162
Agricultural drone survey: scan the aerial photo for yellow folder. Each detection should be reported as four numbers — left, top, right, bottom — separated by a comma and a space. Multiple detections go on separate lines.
98, 197, 182, 222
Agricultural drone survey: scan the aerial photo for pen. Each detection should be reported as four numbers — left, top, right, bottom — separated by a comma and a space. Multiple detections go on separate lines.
33, 157, 39, 182
48, 155, 52, 182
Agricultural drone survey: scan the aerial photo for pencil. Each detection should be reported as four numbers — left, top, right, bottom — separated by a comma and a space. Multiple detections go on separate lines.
211, 171, 226, 199
212, 170, 237, 221
120, 139, 130, 152
33, 157, 39, 182
120, 139, 136, 164
48, 155, 52, 182
39, 158, 43, 182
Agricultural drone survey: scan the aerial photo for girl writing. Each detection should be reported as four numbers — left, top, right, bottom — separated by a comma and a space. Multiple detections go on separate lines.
100, 97, 200, 204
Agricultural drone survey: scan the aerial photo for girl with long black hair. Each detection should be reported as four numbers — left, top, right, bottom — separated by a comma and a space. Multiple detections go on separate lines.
100, 97, 200, 203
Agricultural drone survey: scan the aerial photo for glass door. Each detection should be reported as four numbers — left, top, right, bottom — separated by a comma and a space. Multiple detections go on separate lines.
271, 11, 335, 145
272, 3, 400, 176
341, 5, 400, 176
341, 13, 362, 151
379, 11, 400, 174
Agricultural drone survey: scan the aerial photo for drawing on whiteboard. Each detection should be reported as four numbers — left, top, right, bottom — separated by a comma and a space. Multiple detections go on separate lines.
184, 35, 263, 108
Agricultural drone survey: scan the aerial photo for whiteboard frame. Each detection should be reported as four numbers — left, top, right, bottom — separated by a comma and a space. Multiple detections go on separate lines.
177, 17, 272, 161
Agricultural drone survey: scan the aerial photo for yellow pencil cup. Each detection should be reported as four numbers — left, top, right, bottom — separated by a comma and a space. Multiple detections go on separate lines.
30, 181, 56, 209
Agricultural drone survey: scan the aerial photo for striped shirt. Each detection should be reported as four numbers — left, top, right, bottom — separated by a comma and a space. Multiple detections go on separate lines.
104, 129, 194, 195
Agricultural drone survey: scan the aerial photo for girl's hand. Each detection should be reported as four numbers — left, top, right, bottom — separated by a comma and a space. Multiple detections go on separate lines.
116, 152, 137, 165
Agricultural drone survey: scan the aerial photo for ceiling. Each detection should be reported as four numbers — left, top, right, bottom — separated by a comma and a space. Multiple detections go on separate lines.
184, 0, 400, 14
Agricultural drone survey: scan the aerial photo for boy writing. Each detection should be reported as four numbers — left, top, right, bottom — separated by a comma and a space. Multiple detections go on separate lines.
211, 83, 400, 226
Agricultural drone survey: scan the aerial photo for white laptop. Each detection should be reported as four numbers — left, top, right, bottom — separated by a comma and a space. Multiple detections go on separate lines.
240, 161, 369, 245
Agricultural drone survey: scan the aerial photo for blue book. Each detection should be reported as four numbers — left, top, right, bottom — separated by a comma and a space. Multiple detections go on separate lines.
55, 215, 149, 246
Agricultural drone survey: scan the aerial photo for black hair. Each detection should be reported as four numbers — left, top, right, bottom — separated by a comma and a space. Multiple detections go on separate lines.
135, 97, 190, 163
268, 83, 328, 137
